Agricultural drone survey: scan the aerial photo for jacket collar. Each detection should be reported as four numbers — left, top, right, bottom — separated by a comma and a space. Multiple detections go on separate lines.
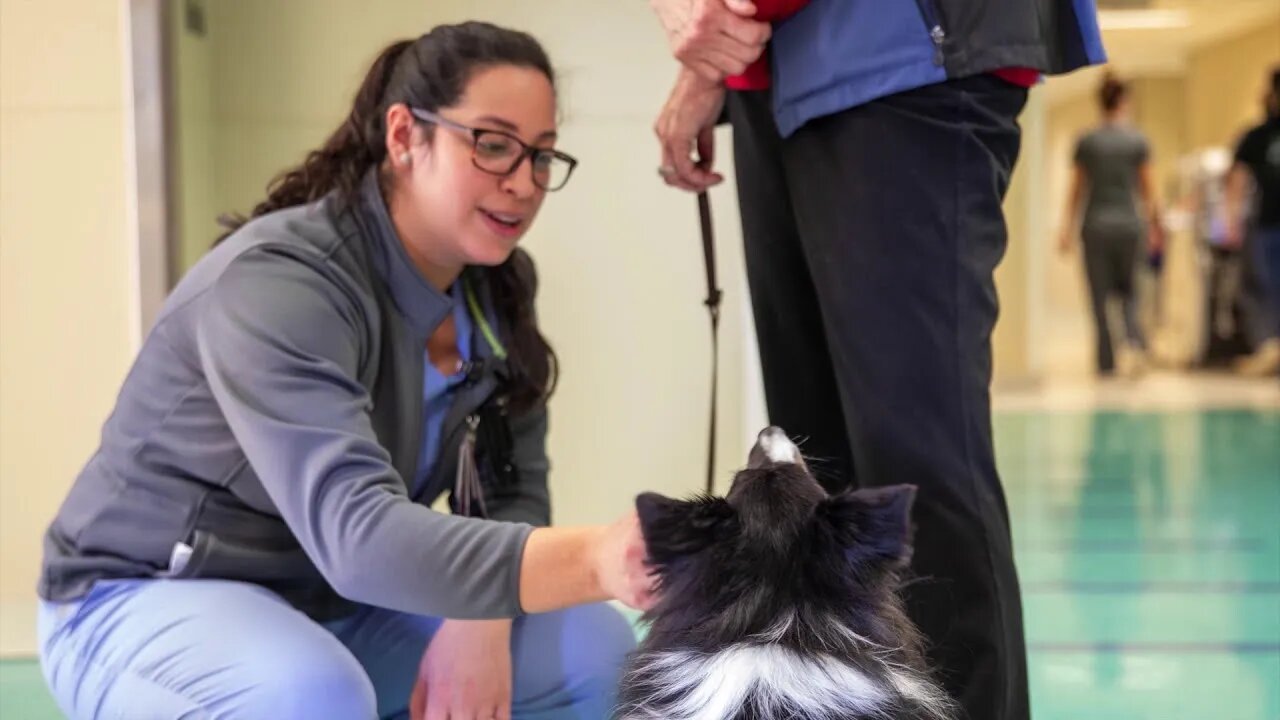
351, 169, 511, 387
356, 169, 453, 337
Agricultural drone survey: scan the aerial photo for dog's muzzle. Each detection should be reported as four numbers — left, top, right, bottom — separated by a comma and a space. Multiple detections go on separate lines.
748, 426, 805, 469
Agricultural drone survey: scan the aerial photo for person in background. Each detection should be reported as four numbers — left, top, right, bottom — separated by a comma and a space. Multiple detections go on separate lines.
36, 23, 651, 720
1226, 66, 1280, 377
1059, 72, 1164, 377
646, 1, 1105, 718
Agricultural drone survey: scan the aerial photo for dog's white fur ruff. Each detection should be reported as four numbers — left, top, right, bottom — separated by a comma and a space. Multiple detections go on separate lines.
617, 617, 952, 720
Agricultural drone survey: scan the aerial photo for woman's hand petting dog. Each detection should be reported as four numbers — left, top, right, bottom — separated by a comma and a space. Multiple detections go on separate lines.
410, 619, 514, 720
595, 510, 660, 612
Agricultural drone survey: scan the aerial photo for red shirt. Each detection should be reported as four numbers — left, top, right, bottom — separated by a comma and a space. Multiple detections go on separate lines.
724, 0, 1039, 91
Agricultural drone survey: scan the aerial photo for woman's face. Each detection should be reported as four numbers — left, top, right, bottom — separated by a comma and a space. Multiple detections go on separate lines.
389, 64, 561, 278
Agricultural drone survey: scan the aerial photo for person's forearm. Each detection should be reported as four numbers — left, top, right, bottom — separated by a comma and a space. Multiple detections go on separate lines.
1063, 172, 1083, 236
1224, 164, 1249, 231
518, 526, 608, 613
1138, 163, 1161, 228
1140, 190, 1161, 235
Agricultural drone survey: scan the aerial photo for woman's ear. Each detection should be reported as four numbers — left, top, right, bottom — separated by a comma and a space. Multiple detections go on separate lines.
384, 103, 418, 169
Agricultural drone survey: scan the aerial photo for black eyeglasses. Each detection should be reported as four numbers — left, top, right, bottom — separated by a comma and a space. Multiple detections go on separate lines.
409, 108, 578, 192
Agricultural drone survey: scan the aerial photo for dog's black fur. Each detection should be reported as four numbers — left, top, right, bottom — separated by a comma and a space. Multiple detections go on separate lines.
614, 432, 955, 720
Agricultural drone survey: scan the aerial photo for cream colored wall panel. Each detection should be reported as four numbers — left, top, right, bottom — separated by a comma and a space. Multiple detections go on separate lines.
0, 0, 124, 110
0, 85, 130, 658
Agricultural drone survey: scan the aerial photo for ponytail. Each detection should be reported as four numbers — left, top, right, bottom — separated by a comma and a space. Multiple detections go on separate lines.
215, 40, 412, 241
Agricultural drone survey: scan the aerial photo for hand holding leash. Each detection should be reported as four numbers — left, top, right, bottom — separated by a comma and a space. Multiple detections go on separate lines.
656, 68, 726, 193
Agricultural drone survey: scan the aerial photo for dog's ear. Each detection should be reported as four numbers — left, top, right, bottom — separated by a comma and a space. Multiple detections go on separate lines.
817, 484, 917, 568
636, 492, 737, 567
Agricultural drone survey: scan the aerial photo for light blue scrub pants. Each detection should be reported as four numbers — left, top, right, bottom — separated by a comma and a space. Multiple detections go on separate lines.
37, 579, 636, 719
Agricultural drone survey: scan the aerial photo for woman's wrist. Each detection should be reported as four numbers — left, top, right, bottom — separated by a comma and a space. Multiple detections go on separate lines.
518, 526, 610, 614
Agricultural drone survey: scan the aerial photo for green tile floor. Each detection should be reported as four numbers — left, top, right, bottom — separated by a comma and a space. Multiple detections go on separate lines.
2, 409, 1277, 719
1002, 409, 1279, 720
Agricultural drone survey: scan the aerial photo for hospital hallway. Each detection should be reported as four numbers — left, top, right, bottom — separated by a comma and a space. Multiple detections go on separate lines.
3, 1, 1280, 717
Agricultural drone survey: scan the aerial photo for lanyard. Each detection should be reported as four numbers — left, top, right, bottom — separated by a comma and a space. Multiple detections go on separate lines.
462, 275, 507, 360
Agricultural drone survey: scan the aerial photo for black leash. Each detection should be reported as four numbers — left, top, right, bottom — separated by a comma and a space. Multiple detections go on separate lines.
698, 191, 722, 495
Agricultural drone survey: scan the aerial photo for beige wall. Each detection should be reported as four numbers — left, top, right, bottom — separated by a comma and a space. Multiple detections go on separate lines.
1187, 18, 1280, 151
172, 0, 220, 270
993, 91, 1046, 387
206, 1, 428, 233
171, 2, 428, 271
1132, 77, 1188, 200
0, 0, 134, 654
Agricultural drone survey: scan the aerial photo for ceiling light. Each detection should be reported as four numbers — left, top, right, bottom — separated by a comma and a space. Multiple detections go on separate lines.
1098, 9, 1191, 30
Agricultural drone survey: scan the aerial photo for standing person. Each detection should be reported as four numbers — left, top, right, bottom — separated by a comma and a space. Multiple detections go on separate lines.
1226, 67, 1280, 377
1059, 72, 1164, 376
36, 23, 652, 720
647, 1, 1106, 718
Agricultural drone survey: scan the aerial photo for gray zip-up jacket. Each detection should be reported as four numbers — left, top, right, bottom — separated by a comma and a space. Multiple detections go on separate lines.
39, 171, 551, 621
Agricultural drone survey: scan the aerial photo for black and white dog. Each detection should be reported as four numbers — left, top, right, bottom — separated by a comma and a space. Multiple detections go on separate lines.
616, 427, 955, 720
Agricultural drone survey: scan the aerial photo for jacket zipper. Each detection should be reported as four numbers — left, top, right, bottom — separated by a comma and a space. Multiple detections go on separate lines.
915, 0, 947, 66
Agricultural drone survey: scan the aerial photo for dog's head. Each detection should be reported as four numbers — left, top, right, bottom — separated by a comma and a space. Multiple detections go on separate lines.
635, 427, 920, 656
